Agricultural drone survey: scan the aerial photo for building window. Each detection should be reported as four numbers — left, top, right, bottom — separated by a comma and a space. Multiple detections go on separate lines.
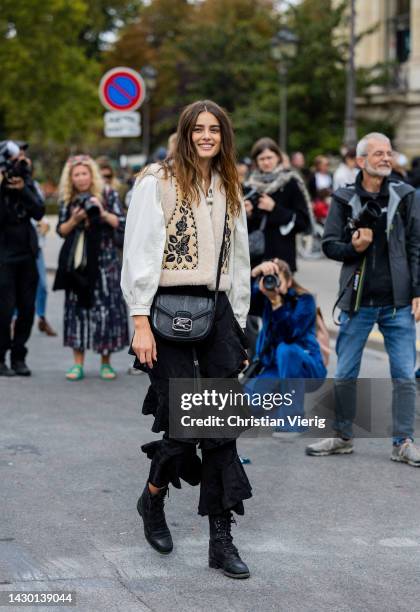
395, 0, 410, 63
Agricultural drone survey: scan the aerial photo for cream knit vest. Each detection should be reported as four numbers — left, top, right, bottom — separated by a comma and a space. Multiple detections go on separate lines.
142, 163, 233, 291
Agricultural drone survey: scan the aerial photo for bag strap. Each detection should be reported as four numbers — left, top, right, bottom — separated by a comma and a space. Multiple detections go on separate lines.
259, 214, 267, 231
214, 206, 229, 305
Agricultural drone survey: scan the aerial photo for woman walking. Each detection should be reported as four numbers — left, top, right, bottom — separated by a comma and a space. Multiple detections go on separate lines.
122, 100, 252, 578
54, 155, 129, 380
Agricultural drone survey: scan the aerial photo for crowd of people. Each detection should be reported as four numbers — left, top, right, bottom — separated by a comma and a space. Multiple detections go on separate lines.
2, 101, 420, 579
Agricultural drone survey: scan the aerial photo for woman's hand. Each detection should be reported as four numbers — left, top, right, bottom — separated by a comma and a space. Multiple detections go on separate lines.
257, 193, 275, 212
251, 260, 279, 278
93, 197, 119, 228
38, 219, 50, 236
132, 316, 157, 369
71, 206, 88, 224
6, 177, 25, 190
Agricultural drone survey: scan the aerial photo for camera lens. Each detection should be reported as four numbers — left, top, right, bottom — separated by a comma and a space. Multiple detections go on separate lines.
262, 274, 279, 291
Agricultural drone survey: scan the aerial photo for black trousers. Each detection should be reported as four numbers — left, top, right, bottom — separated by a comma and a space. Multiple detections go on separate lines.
137, 290, 252, 517
0, 257, 38, 362
142, 418, 252, 517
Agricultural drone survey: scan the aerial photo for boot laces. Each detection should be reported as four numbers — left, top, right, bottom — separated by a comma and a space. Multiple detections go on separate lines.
213, 513, 239, 555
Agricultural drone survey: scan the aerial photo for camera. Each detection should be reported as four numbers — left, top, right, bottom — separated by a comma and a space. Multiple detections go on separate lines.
0, 140, 32, 181
262, 274, 280, 291
243, 186, 261, 208
73, 193, 100, 220
346, 200, 382, 236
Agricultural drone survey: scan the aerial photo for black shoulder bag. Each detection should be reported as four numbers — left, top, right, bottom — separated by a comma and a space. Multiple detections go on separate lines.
150, 208, 228, 342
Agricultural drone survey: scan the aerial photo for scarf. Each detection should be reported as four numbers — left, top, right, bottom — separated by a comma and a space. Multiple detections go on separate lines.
246, 165, 315, 229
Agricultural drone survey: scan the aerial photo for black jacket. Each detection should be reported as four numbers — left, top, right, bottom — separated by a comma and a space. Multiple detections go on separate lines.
322, 177, 420, 311
0, 180, 45, 263
247, 176, 310, 271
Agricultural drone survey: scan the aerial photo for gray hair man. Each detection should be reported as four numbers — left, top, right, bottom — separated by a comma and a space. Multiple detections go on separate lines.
306, 132, 420, 466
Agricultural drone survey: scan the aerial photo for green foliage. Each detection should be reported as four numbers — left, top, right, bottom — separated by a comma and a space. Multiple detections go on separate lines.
285, 0, 348, 160
0, 0, 395, 179
108, 0, 385, 159
0, 0, 102, 144
79, 0, 142, 58
108, 0, 280, 154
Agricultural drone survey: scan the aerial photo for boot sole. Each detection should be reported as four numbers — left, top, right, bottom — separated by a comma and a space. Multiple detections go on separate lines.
209, 560, 250, 579
305, 447, 353, 456
137, 498, 173, 555
390, 456, 420, 467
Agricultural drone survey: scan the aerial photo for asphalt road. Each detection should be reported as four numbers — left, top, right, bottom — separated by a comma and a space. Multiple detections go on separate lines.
1, 268, 420, 612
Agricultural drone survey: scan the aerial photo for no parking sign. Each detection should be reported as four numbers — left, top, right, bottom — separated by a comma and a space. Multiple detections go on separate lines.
99, 67, 146, 112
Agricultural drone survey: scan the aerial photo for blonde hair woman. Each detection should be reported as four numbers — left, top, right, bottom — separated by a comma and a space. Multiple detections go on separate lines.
54, 155, 129, 380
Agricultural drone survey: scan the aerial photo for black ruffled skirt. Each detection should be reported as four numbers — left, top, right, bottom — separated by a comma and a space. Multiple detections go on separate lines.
132, 289, 253, 515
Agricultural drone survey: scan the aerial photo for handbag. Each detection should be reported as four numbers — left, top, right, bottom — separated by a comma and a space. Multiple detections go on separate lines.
248, 214, 267, 259
150, 209, 228, 342
315, 306, 331, 366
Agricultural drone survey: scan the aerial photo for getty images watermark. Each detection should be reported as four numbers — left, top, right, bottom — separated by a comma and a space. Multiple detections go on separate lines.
178, 388, 326, 430
168, 377, 418, 439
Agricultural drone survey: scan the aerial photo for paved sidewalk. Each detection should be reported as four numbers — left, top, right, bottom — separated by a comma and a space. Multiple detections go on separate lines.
1, 278, 420, 612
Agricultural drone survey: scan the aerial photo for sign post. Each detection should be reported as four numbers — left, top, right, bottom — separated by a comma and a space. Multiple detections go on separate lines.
99, 67, 146, 138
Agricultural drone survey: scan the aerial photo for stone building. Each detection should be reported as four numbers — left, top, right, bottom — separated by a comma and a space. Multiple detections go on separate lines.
355, 0, 420, 157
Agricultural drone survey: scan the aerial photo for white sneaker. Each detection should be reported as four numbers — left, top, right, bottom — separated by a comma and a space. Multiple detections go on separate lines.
391, 439, 420, 467
305, 437, 354, 456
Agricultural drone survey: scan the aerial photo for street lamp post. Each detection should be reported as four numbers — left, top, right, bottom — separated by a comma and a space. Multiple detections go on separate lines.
343, 0, 357, 148
271, 28, 298, 152
141, 65, 158, 160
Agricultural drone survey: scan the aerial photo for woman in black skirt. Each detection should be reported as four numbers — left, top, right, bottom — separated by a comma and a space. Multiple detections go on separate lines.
121, 100, 252, 578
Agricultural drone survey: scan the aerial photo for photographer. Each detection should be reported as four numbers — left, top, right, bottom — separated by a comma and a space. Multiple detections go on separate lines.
306, 133, 420, 466
244, 138, 311, 271
246, 259, 326, 433
54, 155, 128, 381
0, 141, 45, 376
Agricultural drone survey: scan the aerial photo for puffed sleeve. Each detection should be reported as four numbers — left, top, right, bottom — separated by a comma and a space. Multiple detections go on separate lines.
227, 201, 251, 328
121, 175, 166, 316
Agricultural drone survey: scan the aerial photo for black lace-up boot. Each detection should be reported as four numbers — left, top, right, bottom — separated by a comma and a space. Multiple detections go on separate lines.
137, 483, 173, 554
208, 511, 250, 578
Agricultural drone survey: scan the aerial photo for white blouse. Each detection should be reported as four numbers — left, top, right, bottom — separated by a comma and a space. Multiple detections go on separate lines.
121, 175, 250, 328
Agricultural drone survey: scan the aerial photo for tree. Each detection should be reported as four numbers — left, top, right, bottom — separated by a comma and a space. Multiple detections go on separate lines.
285, 0, 349, 159
79, 0, 142, 59
107, 0, 280, 154
0, 0, 101, 144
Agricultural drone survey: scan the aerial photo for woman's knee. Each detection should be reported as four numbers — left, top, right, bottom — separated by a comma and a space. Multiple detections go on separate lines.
275, 343, 304, 376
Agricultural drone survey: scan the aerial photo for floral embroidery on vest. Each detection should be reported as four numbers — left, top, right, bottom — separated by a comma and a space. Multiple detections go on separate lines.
163, 187, 198, 270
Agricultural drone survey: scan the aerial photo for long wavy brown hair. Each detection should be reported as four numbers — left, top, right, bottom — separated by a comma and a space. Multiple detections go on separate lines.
164, 100, 241, 217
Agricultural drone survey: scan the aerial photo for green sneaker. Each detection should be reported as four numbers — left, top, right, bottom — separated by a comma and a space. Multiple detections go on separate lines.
65, 364, 84, 381
100, 363, 116, 380
391, 439, 420, 467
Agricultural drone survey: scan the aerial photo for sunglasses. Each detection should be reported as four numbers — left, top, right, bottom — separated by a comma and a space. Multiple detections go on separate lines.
102, 173, 113, 179
68, 154, 92, 166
